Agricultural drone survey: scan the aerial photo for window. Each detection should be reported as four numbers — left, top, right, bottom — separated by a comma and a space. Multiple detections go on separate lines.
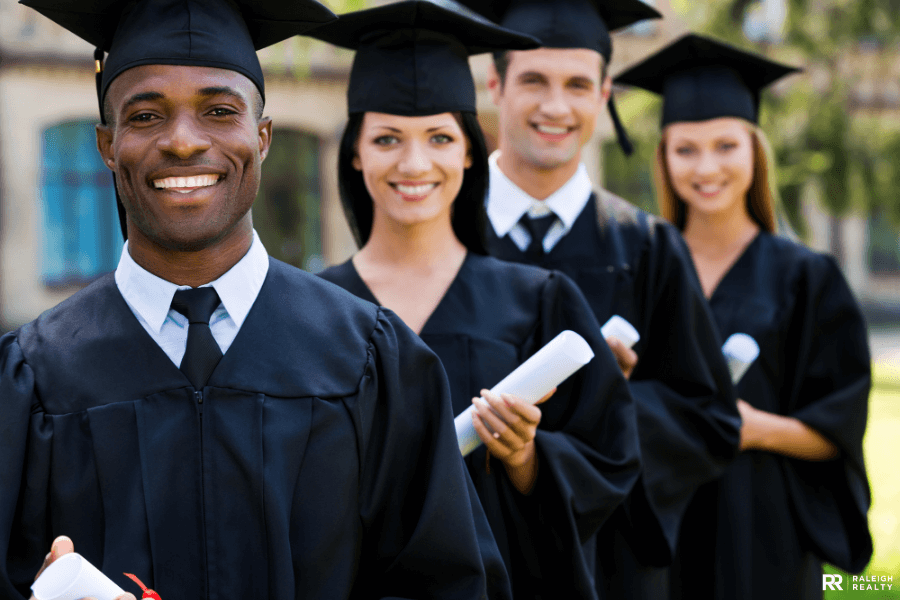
40, 120, 122, 286
254, 129, 323, 272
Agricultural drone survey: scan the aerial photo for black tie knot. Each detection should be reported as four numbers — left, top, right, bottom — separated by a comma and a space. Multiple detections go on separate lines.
521, 213, 557, 260
171, 287, 221, 325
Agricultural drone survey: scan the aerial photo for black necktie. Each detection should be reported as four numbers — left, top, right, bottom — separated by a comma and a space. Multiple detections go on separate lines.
171, 287, 223, 389
522, 213, 557, 261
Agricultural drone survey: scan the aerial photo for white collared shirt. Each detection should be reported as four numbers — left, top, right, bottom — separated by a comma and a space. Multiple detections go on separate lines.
115, 230, 270, 367
486, 151, 594, 253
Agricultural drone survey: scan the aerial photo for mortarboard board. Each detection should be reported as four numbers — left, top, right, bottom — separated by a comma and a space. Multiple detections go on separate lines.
614, 33, 800, 126
19, 0, 337, 240
457, 0, 663, 155
306, 0, 540, 117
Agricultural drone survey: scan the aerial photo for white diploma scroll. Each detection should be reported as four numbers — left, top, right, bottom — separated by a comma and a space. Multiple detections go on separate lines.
31, 553, 126, 600
722, 333, 760, 384
600, 315, 640, 349
454, 330, 594, 457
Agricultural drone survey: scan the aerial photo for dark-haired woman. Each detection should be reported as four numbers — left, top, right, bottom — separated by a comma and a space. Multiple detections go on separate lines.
311, 2, 641, 598
616, 34, 872, 600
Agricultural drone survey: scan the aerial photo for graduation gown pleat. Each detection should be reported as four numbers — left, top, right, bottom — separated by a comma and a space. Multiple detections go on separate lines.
484, 189, 741, 599
670, 232, 872, 600
320, 253, 642, 600
0, 258, 505, 600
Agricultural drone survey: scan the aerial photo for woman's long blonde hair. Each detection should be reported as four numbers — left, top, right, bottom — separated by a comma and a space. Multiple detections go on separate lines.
654, 120, 778, 233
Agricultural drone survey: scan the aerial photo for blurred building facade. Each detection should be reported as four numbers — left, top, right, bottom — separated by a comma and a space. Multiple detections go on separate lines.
0, 0, 896, 331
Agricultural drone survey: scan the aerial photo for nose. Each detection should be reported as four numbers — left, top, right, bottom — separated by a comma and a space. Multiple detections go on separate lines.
157, 112, 212, 159
397, 139, 431, 175
695, 149, 720, 177
538, 84, 570, 120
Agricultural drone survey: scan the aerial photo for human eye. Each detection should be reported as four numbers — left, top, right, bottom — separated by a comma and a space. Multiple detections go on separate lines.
128, 112, 158, 124
430, 133, 453, 144
208, 107, 238, 117
717, 141, 738, 152
675, 146, 695, 156
373, 135, 399, 146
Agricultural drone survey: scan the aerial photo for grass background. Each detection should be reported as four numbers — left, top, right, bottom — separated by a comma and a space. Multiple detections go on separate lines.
824, 359, 900, 599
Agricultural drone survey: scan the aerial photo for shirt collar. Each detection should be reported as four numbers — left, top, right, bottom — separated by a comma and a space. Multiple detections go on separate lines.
115, 230, 269, 334
486, 151, 593, 237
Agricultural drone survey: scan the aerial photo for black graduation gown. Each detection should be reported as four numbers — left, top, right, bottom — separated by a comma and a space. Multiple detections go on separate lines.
670, 232, 872, 600
484, 189, 741, 599
320, 253, 642, 600
0, 258, 506, 600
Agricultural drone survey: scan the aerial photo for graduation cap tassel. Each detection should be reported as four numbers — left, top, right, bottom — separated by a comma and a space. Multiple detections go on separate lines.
94, 46, 130, 241
124, 572, 162, 600
607, 95, 634, 156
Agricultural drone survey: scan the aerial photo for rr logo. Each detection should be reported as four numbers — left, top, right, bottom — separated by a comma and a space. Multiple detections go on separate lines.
823, 574, 843, 590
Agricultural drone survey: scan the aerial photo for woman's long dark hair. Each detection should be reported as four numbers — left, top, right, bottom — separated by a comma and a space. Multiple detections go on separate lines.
337, 111, 488, 254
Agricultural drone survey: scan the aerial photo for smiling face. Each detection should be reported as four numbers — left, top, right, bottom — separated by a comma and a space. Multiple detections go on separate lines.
96, 64, 271, 253
664, 117, 755, 220
489, 47, 609, 174
352, 112, 472, 232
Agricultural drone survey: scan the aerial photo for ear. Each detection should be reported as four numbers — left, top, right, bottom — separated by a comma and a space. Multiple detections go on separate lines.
487, 62, 503, 106
257, 117, 273, 161
96, 123, 115, 171
600, 74, 612, 104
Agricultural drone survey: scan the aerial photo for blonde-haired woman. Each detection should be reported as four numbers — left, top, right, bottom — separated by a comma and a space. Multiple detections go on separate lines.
618, 34, 872, 600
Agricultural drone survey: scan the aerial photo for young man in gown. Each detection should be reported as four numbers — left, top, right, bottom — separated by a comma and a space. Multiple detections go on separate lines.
0, 1, 509, 598
458, 1, 743, 597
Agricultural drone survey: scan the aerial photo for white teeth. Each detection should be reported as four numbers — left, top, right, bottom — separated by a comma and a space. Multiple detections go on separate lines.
153, 174, 219, 190
536, 124, 568, 135
696, 183, 723, 194
395, 183, 437, 195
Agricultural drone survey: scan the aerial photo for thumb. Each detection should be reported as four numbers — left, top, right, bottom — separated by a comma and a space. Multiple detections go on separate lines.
51, 536, 75, 560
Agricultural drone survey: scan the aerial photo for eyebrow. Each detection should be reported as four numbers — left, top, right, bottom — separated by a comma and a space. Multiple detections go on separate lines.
121, 86, 247, 112
197, 86, 248, 105
371, 125, 454, 133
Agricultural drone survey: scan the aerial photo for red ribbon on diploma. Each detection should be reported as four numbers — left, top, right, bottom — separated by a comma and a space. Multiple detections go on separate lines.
123, 572, 162, 600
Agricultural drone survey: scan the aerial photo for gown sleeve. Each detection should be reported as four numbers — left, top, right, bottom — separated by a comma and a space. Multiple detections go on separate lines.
351, 308, 512, 600
625, 223, 742, 566
0, 333, 48, 600
781, 254, 872, 573
496, 271, 642, 599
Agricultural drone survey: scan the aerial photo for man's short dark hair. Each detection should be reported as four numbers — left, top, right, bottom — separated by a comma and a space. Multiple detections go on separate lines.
102, 86, 265, 127
491, 50, 609, 88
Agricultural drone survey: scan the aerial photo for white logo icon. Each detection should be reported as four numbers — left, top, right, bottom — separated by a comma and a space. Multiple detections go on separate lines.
823, 574, 843, 590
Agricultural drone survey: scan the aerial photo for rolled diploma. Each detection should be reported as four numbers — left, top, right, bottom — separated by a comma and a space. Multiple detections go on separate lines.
454, 330, 594, 457
31, 552, 126, 600
722, 333, 760, 384
600, 315, 640, 349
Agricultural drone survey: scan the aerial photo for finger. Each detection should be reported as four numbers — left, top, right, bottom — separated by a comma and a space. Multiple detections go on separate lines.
51, 536, 74, 559
474, 398, 523, 449
481, 391, 520, 426
501, 394, 542, 424
535, 387, 556, 405
115, 594, 138, 600
472, 411, 512, 458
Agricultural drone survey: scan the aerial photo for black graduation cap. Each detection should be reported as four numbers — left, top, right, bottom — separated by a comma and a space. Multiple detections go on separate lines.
19, 0, 337, 241
456, 0, 662, 155
615, 33, 800, 126
306, 0, 540, 117
458, 0, 661, 62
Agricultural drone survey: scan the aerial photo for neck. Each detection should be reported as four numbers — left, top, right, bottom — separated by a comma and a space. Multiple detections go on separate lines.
357, 211, 466, 269
496, 148, 580, 201
682, 202, 760, 256
127, 220, 253, 288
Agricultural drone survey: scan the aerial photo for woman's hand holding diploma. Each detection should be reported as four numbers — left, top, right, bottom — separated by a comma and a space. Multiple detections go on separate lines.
472, 388, 556, 494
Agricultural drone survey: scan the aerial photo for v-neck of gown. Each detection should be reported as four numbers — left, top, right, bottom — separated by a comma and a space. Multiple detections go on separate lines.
345, 252, 472, 336
706, 231, 764, 302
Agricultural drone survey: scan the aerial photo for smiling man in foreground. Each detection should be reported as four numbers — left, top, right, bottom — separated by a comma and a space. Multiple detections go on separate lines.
0, 1, 504, 599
